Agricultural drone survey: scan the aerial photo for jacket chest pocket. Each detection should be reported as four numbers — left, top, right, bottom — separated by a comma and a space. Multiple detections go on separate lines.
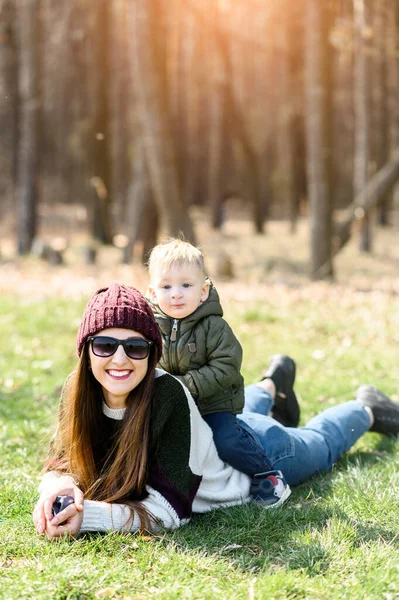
178, 334, 205, 371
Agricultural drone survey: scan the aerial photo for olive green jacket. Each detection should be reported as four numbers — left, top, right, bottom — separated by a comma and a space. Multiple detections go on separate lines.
149, 284, 245, 416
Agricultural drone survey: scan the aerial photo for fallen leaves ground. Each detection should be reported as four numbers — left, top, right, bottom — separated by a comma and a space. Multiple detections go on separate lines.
1, 207, 399, 304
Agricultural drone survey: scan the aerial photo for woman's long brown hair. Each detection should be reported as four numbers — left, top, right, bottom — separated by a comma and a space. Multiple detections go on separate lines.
46, 343, 158, 529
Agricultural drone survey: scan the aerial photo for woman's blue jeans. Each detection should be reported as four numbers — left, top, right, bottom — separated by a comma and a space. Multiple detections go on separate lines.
237, 384, 371, 486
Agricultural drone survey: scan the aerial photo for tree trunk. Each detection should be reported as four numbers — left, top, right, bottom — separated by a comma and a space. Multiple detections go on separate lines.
40, 0, 73, 206
275, 1, 297, 232
289, 2, 307, 228
371, 0, 390, 226
0, 0, 18, 216
67, 0, 90, 215
331, 3, 354, 210
215, 8, 264, 233
305, 0, 334, 279
207, 4, 226, 229
89, 0, 113, 244
16, 0, 40, 255
109, 0, 132, 229
124, 140, 159, 264
128, 0, 195, 243
385, 0, 399, 224
353, 0, 371, 251
181, 5, 201, 207
167, 0, 187, 190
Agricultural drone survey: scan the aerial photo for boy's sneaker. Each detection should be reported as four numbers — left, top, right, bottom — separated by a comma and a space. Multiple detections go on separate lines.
356, 385, 399, 437
261, 355, 300, 427
250, 470, 291, 508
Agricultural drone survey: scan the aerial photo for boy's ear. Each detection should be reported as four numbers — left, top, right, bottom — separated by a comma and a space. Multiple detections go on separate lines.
200, 281, 210, 302
147, 285, 159, 305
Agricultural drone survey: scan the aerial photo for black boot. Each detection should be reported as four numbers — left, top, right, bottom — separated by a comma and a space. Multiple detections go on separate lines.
262, 355, 300, 427
356, 385, 399, 437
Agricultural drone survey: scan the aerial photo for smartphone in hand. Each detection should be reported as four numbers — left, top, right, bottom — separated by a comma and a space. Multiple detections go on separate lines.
52, 495, 75, 524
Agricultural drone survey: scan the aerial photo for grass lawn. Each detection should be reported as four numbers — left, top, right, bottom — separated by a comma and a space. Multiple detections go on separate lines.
1, 226, 399, 598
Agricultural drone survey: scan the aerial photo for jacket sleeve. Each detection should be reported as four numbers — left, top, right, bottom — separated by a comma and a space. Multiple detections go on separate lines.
180, 317, 243, 401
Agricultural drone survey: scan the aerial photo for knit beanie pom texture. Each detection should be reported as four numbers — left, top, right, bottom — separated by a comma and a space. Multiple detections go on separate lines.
77, 283, 162, 358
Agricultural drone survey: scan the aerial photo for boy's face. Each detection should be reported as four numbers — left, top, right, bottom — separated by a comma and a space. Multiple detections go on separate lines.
148, 263, 210, 319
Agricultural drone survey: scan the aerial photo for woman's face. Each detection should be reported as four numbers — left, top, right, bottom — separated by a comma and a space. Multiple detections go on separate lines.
88, 327, 150, 409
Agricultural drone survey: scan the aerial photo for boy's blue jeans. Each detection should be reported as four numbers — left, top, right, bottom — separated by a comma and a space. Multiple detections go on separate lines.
203, 410, 275, 476
237, 384, 371, 485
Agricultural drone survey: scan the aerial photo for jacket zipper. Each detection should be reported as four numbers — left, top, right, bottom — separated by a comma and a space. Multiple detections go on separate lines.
170, 319, 179, 342
170, 319, 179, 373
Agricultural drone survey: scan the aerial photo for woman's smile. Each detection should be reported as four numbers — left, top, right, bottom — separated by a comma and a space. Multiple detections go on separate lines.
106, 369, 133, 380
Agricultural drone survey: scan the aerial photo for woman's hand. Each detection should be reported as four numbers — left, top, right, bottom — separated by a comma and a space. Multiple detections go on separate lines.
33, 475, 84, 540
44, 504, 84, 540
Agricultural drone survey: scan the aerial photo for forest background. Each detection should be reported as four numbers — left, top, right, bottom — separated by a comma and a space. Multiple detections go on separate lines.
1, 0, 399, 279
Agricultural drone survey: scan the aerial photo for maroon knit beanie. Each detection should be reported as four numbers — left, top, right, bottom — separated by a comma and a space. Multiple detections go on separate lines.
77, 283, 162, 359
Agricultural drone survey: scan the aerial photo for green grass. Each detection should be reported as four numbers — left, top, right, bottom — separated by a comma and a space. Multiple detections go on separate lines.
1, 286, 399, 600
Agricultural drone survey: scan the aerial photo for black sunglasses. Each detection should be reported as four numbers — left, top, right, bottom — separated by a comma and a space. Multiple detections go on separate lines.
87, 336, 153, 360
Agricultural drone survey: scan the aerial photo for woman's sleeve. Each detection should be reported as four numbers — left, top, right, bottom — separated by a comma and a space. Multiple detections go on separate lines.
80, 486, 188, 532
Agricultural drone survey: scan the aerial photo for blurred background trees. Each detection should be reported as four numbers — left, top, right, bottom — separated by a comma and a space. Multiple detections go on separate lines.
1, 0, 399, 278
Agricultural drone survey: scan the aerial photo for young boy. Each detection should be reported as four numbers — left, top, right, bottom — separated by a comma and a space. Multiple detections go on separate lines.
147, 238, 295, 508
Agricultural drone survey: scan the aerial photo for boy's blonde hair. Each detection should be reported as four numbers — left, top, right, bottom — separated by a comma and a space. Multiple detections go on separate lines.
148, 238, 205, 277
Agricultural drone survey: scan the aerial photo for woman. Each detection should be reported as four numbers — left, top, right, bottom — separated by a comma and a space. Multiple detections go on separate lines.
33, 283, 399, 539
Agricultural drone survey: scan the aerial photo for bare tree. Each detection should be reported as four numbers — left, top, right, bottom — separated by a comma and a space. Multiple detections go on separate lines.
371, 0, 390, 225
206, 4, 227, 229
216, 6, 265, 233
128, 0, 195, 242
331, 2, 354, 211
88, 0, 113, 244
385, 0, 399, 222
0, 0, 18, 218
179, 4, 202, 208
109, 0, 132, 227
123, 140, 159, 264
16, 0, 41, 254
275, 0, 297, 232
353, 0, 371, 251
305, 0, 334, 279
